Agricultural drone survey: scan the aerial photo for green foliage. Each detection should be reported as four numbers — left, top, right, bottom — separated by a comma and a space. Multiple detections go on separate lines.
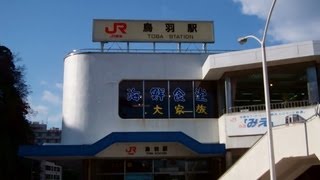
0, 45, 34, 179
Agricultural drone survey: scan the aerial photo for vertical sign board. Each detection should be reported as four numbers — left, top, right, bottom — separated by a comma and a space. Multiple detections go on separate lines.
93, 19, 214, 43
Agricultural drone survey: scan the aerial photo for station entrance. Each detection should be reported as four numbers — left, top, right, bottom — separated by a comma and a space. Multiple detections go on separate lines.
82, 157, 225, 180
20, 132, 226, 180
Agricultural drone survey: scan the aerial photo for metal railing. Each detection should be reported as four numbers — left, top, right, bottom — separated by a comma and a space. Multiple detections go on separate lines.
67, 48, 236, 56
227, 100, 313, 113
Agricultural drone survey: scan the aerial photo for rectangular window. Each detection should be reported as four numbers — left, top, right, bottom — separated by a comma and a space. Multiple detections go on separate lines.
194, 81, 217, 118
95, 160, 124, 173
169, 81, 194, 118
45, 165, 51, 170
119, 81, 143, 118
154, 159, 185, 172
144, 81, 169, 118
187, 159, 209, 171
126, 160, 152, 173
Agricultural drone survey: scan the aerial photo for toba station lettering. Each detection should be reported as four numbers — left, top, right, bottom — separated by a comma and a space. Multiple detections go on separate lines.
147, 34, 194, 40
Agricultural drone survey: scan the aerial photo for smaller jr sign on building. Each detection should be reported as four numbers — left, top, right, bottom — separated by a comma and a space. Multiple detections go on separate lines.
93, 19, 214, 43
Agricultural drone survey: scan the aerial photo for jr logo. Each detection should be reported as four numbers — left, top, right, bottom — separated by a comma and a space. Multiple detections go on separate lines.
105, 23, 127, 34
125, 146, 137, 155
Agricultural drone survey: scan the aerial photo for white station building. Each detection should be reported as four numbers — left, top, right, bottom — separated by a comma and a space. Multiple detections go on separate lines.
20, 20, 320, 180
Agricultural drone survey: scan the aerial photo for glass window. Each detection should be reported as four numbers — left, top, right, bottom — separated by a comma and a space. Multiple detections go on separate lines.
268, 65, 308, 103
154, 159, 185, 172
125, 174, 153, 180
187, 160, 209, 172
95, 160, 124, 173
119, 81, 143, 118
126, 160, 152, 173
169, 81, 194, 118
194, 81, 217, 118
228, 63, 309, 107
144, 81, 168, 118
45, 165, 51, 170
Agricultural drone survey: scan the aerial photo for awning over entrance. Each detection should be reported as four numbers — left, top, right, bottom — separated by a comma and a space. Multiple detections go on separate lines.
19, 132, 225, 159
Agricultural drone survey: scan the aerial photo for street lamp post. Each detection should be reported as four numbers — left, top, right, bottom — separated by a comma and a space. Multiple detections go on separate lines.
238, 0, 277, 180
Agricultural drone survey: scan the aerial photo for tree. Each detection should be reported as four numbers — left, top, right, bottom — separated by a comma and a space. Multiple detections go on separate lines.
0, 45, 34, 179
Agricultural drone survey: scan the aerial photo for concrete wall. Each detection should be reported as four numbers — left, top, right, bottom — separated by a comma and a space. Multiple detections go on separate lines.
62, 53, 220, 145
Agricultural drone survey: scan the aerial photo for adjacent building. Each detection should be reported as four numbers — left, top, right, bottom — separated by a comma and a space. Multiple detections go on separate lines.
40, 161, 62, 180
30, 122, 61, 145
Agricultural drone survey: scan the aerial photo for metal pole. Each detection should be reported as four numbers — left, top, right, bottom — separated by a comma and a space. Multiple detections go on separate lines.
127, 42, 130, 52
203, 43, 207, 53
237, 0, 277, 179
262, 1, 277, 179
88, 159, 91, 180
304, 121, 310, 156
100, 42, 104, 52
261, 42, 276, 180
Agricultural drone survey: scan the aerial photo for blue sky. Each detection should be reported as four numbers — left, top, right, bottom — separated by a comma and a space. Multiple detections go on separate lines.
1, 0, 319, 128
